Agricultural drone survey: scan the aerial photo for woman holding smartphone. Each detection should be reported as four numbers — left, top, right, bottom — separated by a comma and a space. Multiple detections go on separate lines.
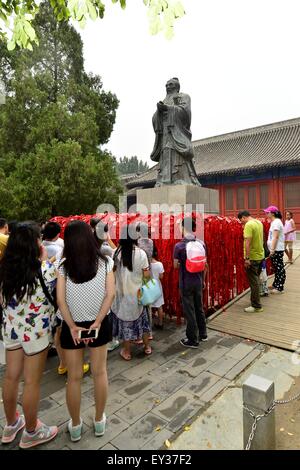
57, 221, 115, 443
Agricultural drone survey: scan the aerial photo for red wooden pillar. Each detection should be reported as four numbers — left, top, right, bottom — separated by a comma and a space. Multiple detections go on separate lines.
278, 179, 284, 215
270, 180, 278, 208
219, 185, 225, 215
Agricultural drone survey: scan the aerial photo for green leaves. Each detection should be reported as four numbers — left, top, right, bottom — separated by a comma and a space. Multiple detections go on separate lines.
0, 2, 122, 219
10, 15, 38, 50
23, 21, 36, 41
87, 2, 98, 21
111, 0, 127, 8
0, 1, 40, 51
148, 0, 185, 39
67, 0, 105, 27
7, 39, 15, 51
0, 147, 123, 219
0, 0, 186, 50
0, 141, 123, 219
174, 1, 185, 18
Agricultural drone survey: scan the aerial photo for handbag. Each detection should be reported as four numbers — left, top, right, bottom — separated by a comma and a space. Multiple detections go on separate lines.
138, 278, 162, 306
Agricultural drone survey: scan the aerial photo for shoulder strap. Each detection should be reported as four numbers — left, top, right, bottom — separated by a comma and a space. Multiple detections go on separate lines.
113, 246, 121, 272
37, 267, 56, 308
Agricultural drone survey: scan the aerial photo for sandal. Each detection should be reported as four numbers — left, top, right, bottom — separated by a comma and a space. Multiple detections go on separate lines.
58, 366, 67, 375
144, 346, 152, 356
58, 363, 90, 375
120, 349, 131, 361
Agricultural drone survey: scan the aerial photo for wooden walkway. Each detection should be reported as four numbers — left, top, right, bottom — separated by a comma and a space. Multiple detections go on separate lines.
208, 255, 300, 352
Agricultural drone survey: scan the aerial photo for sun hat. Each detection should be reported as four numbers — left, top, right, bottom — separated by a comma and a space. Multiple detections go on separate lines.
263, 205, 279, 213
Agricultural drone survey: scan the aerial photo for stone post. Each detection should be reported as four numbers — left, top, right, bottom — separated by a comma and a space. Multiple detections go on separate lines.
243, 374, 276, 450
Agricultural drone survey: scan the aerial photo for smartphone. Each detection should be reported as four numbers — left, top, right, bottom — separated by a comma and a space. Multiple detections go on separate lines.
78, 328, 99, 340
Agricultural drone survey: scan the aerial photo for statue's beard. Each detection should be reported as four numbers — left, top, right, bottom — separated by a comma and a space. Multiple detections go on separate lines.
164, 91, 177, 104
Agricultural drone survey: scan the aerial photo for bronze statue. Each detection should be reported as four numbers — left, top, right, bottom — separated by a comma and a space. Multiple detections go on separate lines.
150, 77, 200, 187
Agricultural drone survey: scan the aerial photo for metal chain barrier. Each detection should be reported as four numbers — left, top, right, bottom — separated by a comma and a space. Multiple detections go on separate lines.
244, 389, 300, 450
274, 389, 300, 405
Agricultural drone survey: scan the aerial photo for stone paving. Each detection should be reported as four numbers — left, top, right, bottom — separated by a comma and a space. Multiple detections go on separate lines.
0, 319, 264, 450
172, 347, 300, 450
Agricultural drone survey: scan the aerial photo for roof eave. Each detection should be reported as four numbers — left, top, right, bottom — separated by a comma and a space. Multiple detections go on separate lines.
126, 160, 300, 188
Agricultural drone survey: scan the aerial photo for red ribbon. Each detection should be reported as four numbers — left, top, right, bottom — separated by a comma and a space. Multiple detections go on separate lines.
51, 214, 272, 323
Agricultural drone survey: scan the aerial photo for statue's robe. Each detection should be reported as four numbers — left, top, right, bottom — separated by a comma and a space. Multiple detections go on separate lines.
150, 92, 200, 187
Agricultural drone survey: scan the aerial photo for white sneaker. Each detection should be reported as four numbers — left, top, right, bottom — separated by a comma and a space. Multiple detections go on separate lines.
244, 306, 255, 313
107, 339, 120, 352
270, 289, 284, 294
68, 418, 83, 442
94, 413, 106, 437
244, 306, 264, 313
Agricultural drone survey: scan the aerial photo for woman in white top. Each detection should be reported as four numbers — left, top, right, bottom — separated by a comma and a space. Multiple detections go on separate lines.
112, 225, 151, 361
264, 206, 286, 294
57, 221, 115, 443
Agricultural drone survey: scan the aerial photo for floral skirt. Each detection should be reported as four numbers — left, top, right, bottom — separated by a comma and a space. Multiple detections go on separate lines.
111, 308, 151, 341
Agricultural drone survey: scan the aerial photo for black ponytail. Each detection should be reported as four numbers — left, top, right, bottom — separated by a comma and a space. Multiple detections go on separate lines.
273, 211, 282, 219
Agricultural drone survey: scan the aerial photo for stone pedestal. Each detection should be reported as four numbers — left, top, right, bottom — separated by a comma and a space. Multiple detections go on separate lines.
136, 185, 219, 214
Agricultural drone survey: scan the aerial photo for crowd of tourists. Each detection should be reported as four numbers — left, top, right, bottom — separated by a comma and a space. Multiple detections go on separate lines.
238, 206, 296, 313
0, 207, 297, 448
0, 215, 204, 448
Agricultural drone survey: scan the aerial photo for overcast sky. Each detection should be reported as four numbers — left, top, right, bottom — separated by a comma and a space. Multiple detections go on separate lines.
79, 0, 300, 164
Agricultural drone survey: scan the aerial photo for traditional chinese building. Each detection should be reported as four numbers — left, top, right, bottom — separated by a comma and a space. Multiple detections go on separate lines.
125, 117, 300, 227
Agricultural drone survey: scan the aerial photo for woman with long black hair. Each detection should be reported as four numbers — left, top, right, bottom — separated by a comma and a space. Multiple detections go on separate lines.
112, 225, 151, 361
0, 222, 58, 448
56, 221, 115, 443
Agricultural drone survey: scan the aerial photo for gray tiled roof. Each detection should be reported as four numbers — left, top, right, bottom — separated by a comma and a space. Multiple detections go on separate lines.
128, 117, 300, 186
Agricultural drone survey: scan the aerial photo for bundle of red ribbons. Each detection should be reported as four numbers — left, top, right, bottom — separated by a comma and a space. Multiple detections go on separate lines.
51, 213, 271, 323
